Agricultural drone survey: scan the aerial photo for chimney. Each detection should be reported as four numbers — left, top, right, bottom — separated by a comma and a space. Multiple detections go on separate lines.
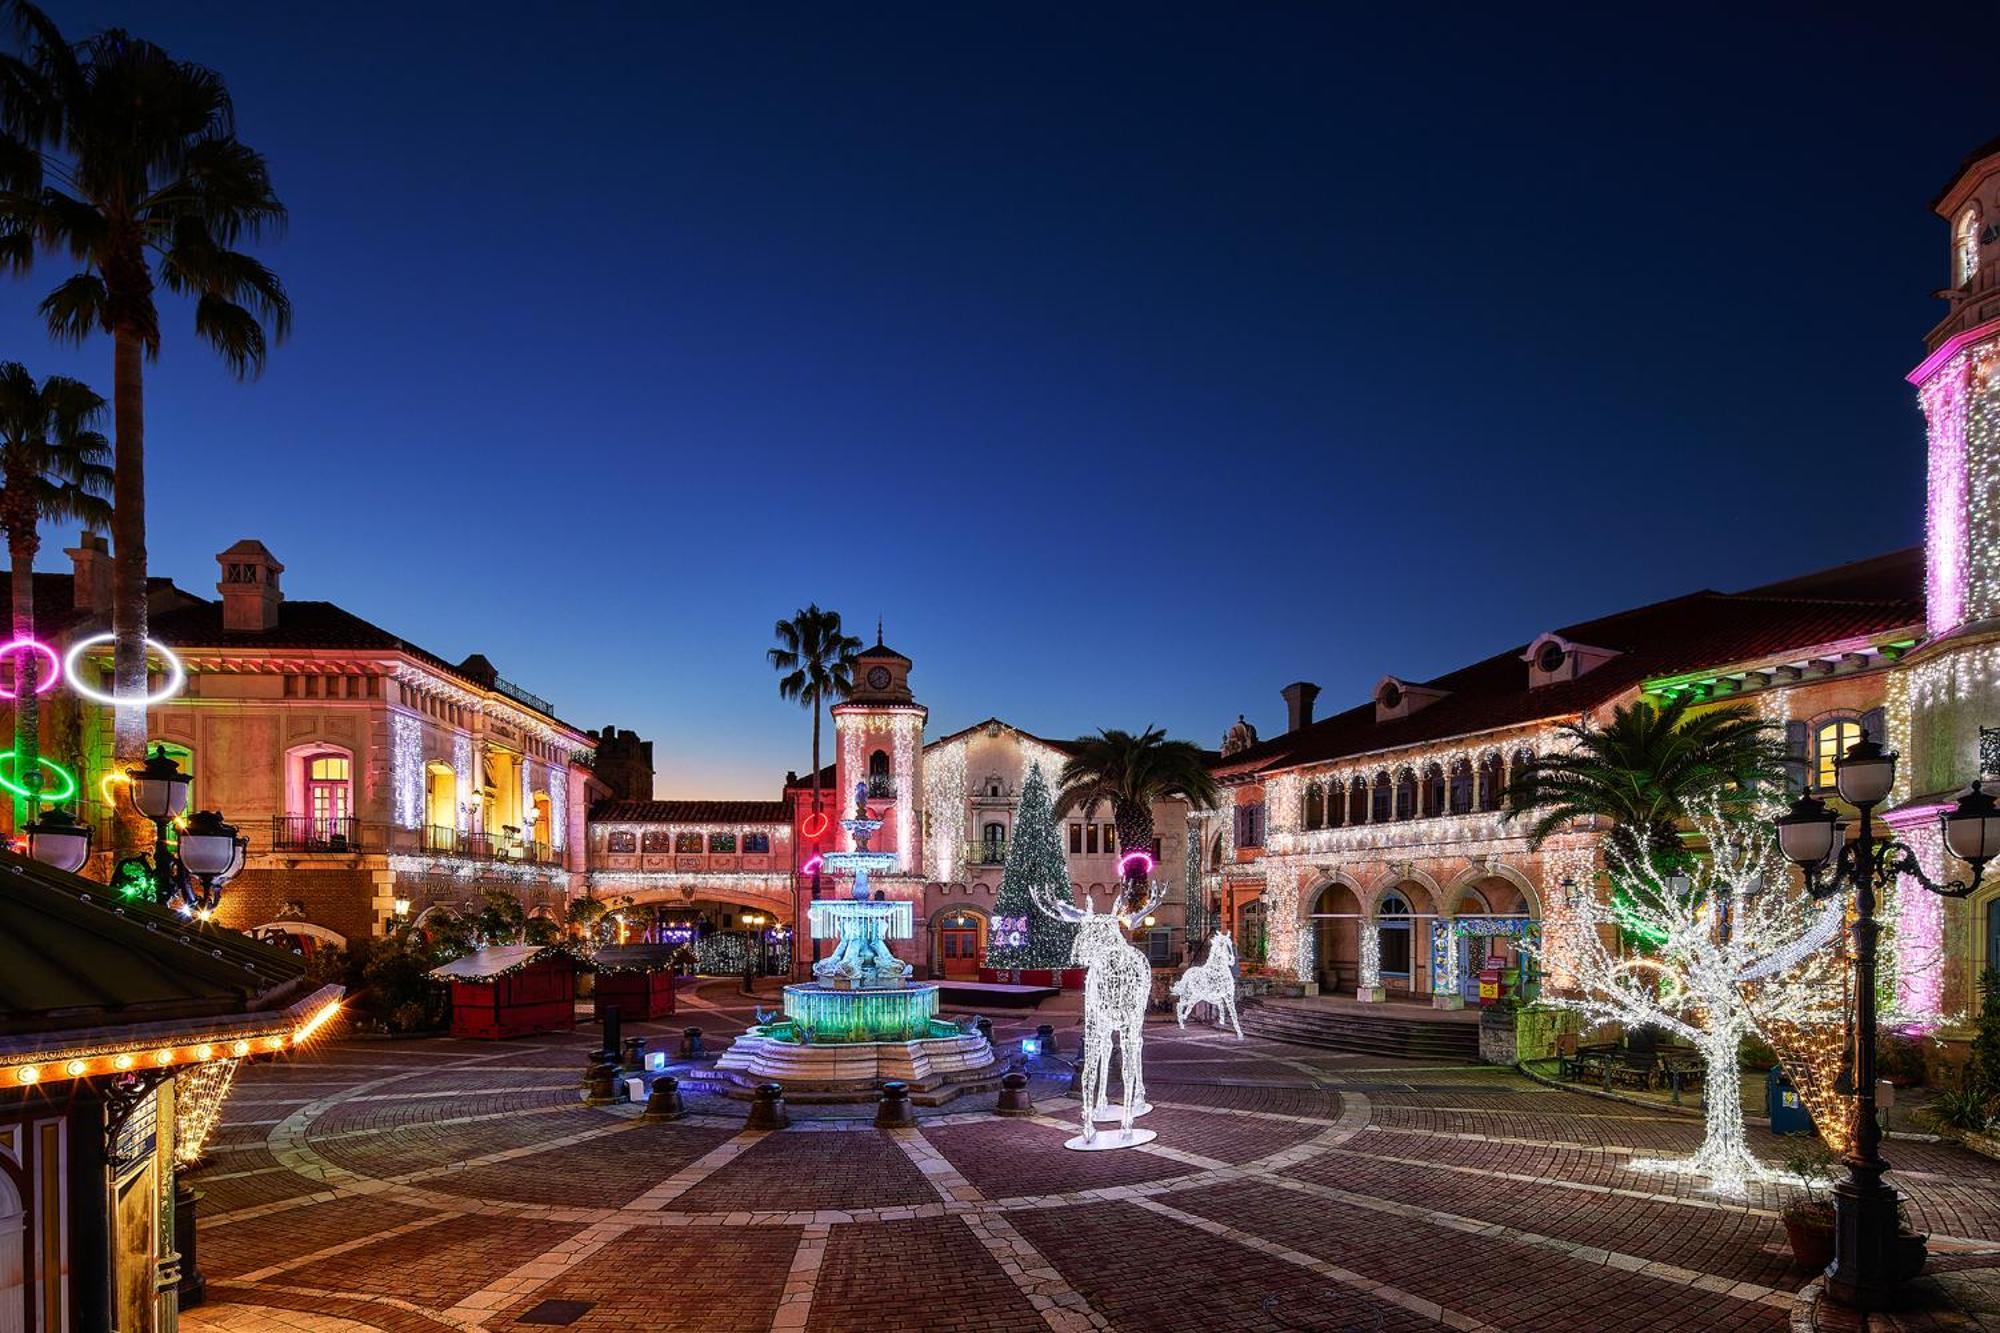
1281, 681, 1321, 733
216, 539, 284, 632
65, 530, 113, 614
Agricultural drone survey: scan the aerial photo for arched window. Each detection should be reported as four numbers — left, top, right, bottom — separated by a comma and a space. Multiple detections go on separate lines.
1813, 717, 1863, 792
1421, 763, 1446, 818
1328, 778, 1346, 829
1478, 753, 1505, 812
1237, 898, 1268, 964
1448, 758, 1474, 815
1379, 892, 1412, 976
868, 749, 893, 798
1394, 769, 1416, 821
1370, 772, 1393, 824
1959, 205, 1982, 286
1507, 750, 1534, 811
1304, 783, 1324, 830
1348, 776, 1368, 826
302, 751, 351, 833
981, 821, 1006, 864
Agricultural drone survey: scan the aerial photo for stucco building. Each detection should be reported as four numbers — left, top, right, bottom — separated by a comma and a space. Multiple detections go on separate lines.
6, 538, 597, 949
1202, 138, 2000, 1038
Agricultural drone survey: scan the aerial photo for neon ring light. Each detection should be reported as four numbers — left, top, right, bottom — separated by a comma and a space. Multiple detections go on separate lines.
800, 811, 830, 839
0, 752, 78, 803
0, 638, 60, 698
1117, 849, 1157, 879
61, 633, 185, 707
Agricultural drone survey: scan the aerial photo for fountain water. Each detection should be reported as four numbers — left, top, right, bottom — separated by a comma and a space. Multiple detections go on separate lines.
713, 783, 998, 1102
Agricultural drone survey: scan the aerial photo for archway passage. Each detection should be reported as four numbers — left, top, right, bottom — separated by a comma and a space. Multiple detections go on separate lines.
1310, 880, 1361, 995
1441, 876, 1537, 1004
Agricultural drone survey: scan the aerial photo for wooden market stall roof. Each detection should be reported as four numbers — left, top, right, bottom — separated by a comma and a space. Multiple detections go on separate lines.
428, 945, 586, 981
590, 944, 681, 973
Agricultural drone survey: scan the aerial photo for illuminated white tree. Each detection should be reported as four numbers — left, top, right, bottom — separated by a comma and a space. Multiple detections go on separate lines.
1538, 804, 1845, 1194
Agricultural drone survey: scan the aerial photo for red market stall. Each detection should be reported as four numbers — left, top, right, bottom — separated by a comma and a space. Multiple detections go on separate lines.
591, 944, 680, 1021
430, 945, 581, 1039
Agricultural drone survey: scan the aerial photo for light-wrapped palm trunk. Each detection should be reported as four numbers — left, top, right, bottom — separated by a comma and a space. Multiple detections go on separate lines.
110, 328, 151, 855
8, 518, 40, 815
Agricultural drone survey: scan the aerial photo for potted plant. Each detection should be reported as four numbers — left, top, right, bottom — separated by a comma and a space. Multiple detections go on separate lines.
1779, 1134, 1838, 1271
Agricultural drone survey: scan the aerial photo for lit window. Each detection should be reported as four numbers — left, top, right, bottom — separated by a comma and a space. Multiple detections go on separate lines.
1959, 206, 1982, 286
1814, 719, 1862, 792
1068, 823, 1083, 855
743, 832, 771, 854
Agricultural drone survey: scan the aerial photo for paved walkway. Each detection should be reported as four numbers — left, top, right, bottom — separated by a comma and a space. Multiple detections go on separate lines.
177, 982, 2000, 1332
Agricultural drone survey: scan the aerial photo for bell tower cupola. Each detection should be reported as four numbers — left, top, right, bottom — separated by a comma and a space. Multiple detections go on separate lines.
830, 623, 926, 872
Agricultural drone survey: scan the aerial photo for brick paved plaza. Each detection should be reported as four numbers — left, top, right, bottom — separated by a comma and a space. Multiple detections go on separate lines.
176, 984, 2000, 1332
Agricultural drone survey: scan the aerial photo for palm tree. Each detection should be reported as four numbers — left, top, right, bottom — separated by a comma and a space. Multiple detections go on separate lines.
767, 605, 862, 821
1, 3, 289, 847
0, 361, 110, 813
1502, 694, 1786, 863
1054, 726, 1218, 908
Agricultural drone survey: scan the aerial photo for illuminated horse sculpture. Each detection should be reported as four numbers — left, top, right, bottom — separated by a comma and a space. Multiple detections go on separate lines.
1030, 876, 1164, 1146
1171, 931, 1242, 1038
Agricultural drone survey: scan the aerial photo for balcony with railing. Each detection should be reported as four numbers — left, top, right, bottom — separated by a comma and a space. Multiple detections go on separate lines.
965, 840, 1008, 868
268, 817, 560, 865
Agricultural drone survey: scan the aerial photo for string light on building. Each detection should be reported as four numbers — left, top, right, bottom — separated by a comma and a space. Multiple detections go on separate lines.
391, 713, 423, 829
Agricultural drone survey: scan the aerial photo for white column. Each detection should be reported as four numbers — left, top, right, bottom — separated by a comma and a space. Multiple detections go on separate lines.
1356, 913, 1384, 1002
1432, 916, 1465, 1010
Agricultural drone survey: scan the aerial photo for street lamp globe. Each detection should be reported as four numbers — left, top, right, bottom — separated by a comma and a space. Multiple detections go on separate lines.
179, 811, 240, 880
25, 807, 92, 873
1775, 790, 1840, 867
1943, 780, 2000, 870
216, 836, 248, 886
1834, 734, 1898, 808
128, 747, 193, 822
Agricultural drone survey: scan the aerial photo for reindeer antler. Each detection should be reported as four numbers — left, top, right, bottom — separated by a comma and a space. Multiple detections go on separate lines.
1028, 875, 1088, 924
1118, 877, 1167, 930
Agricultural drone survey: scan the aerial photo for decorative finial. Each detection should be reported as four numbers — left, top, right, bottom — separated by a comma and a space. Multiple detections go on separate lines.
876, 617, 883, 647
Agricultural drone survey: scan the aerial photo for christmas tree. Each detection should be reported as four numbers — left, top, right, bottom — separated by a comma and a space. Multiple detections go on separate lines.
986, 762, 1077, 970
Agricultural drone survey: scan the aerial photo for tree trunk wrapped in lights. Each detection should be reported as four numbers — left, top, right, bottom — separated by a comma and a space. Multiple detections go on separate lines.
1536, 803, 1848, 1193
986, 762, 1076, 971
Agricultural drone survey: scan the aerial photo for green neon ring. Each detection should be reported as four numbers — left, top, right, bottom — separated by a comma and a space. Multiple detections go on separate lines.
0, 751, 78, 803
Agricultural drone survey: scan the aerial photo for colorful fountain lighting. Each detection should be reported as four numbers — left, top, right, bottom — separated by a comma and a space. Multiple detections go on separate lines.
0, 637, 61, 697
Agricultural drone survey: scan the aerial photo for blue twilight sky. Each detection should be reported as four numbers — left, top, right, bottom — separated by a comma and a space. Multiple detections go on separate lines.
2, 5, 1992, 796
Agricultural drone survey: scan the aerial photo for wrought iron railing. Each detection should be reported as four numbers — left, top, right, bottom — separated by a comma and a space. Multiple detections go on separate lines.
271, 816, 365, 852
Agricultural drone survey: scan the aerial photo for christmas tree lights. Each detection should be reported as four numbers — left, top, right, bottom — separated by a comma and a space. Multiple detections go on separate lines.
986, 763, 1077, 970
1535, 804, 1847, 1194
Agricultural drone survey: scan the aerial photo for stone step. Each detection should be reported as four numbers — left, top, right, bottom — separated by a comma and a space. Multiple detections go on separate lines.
1239, 1002, 1484, 1061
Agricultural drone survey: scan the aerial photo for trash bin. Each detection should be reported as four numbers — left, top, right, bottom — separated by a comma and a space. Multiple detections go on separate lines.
1766, 1065, 1814, 1136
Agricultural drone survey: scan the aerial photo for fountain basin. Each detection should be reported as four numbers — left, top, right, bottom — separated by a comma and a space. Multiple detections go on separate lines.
781, 981, 939, 1042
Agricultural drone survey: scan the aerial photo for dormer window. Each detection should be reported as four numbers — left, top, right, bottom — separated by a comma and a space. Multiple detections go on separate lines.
1373, 676, 1447, 722
1523, 633, 1620, 688
1959, 204, 1982, 287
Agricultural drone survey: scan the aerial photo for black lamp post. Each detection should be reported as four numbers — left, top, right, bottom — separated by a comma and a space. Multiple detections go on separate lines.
1772, 731, 2000, 1310
121, 747, 241, 915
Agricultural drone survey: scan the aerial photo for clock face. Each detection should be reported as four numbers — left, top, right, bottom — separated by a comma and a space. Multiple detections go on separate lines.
866, 666, 892, 690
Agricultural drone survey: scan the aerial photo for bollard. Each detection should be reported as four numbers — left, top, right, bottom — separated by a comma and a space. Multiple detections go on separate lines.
1035, 1023, 1056, 1055
874, 1080, 917, 1129
600, 1004, 623, 1064
995, 1071, 1034, 1117
973, 1017, 993, 1045
642, 1075, 687, 1122
583, 1060, 616, 1106
746, 1081, 789, 1131
582, 1049, 607, 1087
679, 1026, 704, 1058
623, 1036, 647, 1071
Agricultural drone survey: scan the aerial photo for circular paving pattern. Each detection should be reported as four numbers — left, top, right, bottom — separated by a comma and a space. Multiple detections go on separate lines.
179, 983, 2000, 1332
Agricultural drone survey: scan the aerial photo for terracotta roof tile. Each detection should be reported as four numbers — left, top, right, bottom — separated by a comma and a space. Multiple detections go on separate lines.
1217, 548, 1923, 779
588, 799, 791, 823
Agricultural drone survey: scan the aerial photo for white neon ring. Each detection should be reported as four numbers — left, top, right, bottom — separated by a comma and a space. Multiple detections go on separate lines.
62, 634, 186, 707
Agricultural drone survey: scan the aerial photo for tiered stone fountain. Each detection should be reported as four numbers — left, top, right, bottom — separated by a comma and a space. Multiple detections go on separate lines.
714, 783, 997, 1103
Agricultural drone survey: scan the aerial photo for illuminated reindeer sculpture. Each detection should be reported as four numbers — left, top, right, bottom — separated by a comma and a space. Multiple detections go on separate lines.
1171, 931, 1242, 1038
1029, 875, 1164, 1148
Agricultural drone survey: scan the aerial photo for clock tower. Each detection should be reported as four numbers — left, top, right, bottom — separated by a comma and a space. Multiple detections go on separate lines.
831, 625, 927, 872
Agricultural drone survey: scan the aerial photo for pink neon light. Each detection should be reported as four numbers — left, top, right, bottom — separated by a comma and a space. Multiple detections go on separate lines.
1895, 838, 1946, 1023
1921, 370, 1970, 635
0, 638, 60, 699
801, 853, 825, 877
1116, 849, 1155, 878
